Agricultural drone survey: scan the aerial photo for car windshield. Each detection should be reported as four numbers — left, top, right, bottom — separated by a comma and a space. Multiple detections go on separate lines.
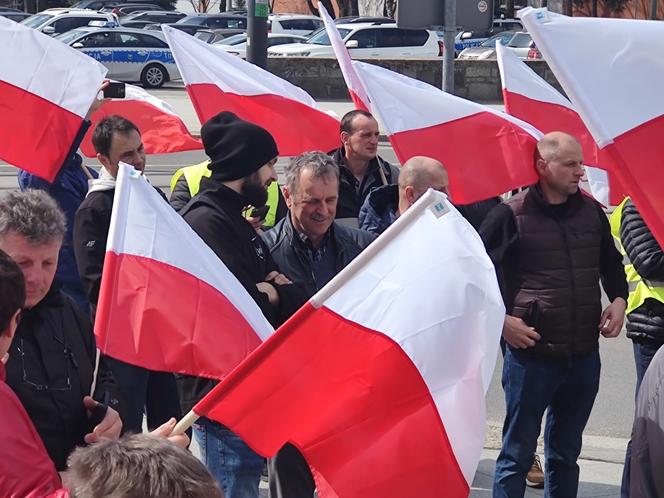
20, 13, 53, 28
215, 33, 246, 45
176, 15, 206, 25
55, 29, 87, 43
508, 32, 532, 48
480, 31, 515, 48
306, 27, 351, 45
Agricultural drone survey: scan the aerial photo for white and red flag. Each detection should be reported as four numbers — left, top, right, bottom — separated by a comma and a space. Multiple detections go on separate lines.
352, 60, 541, 204
318, 4, 370, 111
495, 42, 626, 205
81, 83, 202, 157
162, 25, 339, 156
94, 163, 273, 379
519, 7, 664, 244
190, 190, 505, 498
0, 16, 106, 181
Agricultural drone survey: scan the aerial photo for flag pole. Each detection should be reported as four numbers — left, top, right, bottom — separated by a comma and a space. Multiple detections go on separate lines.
172, 410, 200, 435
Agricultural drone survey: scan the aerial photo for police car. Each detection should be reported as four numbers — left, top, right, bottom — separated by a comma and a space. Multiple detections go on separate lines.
56, 25, 179, 88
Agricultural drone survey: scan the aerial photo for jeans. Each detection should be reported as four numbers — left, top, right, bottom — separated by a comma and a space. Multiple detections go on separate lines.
105, 357, 181, 433
621, 340, 663, 498
194, 417, 263, 498
493, 347, 601, 498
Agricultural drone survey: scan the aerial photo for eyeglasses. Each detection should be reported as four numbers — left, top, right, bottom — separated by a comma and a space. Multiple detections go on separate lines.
17, 337, 72, 392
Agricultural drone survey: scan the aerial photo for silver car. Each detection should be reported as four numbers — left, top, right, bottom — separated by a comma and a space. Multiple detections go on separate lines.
56, 26, 179, 88
457, 30, 518, 60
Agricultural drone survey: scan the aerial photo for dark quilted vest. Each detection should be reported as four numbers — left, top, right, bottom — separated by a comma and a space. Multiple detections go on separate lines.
507, 187, 603, 357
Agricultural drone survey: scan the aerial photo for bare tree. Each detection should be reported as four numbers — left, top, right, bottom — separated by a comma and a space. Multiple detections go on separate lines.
187, 0, 220, 12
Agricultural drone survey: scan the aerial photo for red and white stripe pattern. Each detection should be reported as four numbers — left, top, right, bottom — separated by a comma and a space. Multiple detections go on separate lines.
0, 16, 106, 181
162, 25, 340, 156
319, 4, 370, 111
194, 191, 505, 498
352, 60, 541, 204
81, 83, 202, 157
95, 163, 273, 379
520, 7, 664, 244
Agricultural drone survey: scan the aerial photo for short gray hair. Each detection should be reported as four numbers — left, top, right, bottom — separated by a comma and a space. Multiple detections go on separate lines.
0, 190, 66, 244
285, 151, 340, 195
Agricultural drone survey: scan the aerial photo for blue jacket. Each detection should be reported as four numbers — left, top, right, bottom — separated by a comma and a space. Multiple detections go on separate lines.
358, 184, 399, 235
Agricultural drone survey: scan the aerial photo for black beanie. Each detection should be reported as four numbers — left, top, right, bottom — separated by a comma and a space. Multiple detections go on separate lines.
201, 112, 278, 181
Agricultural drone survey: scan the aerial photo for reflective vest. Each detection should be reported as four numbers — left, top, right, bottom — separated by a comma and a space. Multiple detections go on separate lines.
610, 197, 664, 314
170, 161, 281, 228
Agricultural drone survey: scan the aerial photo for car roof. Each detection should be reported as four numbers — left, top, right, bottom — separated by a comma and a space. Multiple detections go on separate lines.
69, 25, 166, 37
181, 13, 246, 17
125, 10, 180, 16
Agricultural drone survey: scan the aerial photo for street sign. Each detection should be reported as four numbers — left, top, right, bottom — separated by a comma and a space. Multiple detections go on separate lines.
397, 0, 494, 31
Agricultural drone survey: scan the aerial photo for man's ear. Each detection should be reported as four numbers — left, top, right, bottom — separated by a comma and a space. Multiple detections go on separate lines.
405, 185, 418, 205
7, 309, 20, 340
340, 131, 350, 146
282, 185, 293, 209
97, 153, 111, 170
535, 158, 547, 175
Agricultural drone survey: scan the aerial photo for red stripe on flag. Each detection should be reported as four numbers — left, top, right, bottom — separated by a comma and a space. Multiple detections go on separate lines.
95, 252, 262, 379
186, 83, 340, 156
349, 90, 369, 112
194, 303, 469, 498
389, 111, 538, 204
0, 80, 82, 182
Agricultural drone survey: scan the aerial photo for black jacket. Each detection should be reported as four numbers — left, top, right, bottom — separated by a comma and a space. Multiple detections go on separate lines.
620, 199, 664, 343
178, 181, 307, 411
261, 214, 376, 296
4, 287, 120, 471
329, 147, 400, 222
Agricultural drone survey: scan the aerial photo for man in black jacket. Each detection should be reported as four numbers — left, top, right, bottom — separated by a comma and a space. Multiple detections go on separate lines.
179, 111, 306, 498
73, 115, 181, 435
329, 110, 400, 225
480, 132, 627, 497
0, 189, 122, 471
261, 151, 374, 498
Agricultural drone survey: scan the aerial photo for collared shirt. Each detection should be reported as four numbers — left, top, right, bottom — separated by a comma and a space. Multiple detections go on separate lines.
297, 229, 337, 290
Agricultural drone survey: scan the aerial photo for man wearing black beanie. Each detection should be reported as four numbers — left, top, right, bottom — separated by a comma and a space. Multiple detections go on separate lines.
178, 111, 306, 498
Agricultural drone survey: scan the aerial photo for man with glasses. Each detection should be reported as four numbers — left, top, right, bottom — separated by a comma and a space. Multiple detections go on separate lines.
0, 189, 122, 472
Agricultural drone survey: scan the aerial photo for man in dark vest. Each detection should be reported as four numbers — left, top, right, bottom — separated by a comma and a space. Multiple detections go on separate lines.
479, 131, 628, 497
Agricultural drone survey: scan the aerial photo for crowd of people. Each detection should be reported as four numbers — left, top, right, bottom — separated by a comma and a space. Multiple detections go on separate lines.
0, 103, 662, 498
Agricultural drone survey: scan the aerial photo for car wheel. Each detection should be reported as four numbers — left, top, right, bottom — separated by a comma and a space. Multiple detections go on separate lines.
140, 63, 167, 88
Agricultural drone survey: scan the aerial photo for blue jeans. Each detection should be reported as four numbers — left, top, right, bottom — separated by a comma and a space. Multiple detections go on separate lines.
621, 340, 663, 498
194, 417, 263, 498
493, 347, 601, 498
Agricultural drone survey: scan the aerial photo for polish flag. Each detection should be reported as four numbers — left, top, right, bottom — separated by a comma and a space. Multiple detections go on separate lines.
495, 42, 626, 205
352, 60, 541, 204
318, 4, 370, 111
0, 16, 106, 181
519, 7, 664, 245
162, 26, 339, 156
80, 83, 202, 157
95, 163, 273, 379
192, 190, 505, 497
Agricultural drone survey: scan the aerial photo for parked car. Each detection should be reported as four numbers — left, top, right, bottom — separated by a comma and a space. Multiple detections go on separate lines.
173, 13, 247, 29
20, 9, 117, 36
453, 18, 522, 53
193, 28, 246, 44
268, 14, 322, 36
457, 30, 518, 60
120, 10, 183, 28
214, 32, 307, 58
333, 16, 394, 24
104, 3, 167, 16
56, 26, 179, 87
505, 31, 534, 59
70, 0, 121, 10
0, 9, 30, 22
269, 22, 442, 59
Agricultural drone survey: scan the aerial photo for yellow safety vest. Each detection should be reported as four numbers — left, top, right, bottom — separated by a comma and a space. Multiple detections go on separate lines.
610, 197, 664, 314
170, 161, 281, 228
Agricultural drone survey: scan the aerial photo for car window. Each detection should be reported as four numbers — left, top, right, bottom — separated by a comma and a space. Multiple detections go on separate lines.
268, 37, 293, 47
79, 31, 116, 47
137, 33, 167, 47
116, 32, 144, 46
376, 28, 427, 48
348, 28, 377, 48
178, 15, 205, 25
193, 31, 213, 43
480, 31, 514, 48
21, 13, 53, 28
508, 32, 532, 48
55, 28, 88, 43
153, 14, 178, 23
279, 19, 315, 31
52, 16, 100, 34
217, 33, 246, 45
211, 17, 246, 29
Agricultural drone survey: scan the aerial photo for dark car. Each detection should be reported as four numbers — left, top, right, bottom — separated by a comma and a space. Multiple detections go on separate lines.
174, 13, 247, 29
121, 10, 184, 28
0, 10, 30, 22
104, 3, 167, 16
70, 0, 120, 10
193, 27, 246, 44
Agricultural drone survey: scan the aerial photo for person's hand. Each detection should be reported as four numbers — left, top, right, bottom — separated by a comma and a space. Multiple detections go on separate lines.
246, 216, 264, 233
86, 80, 110, 119
150, 418, 190, 449
83, 395, 122, 443
257, 281, 279, 306
599, 297, 626, 338
265, 270, 291, 286
503, 315, 541, 349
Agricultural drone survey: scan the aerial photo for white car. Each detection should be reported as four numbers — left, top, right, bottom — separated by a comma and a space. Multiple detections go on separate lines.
56, 27, 179, 88
20, 8, 117, 36
505, 31, 535, 59
268, 22, 443, 59
214, 33, 307, 59
268, 14, 322, 36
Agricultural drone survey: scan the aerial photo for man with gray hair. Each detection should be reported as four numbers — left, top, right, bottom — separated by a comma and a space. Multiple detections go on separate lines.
261, 151, 375, 498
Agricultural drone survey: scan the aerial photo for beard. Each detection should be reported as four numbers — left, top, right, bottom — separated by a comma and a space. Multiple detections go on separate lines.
240, 172, 269, 207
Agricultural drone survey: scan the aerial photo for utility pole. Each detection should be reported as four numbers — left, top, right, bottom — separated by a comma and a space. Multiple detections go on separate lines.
246, 0, 269, 68
650, 0, 658, 19
442, 0, 456, 93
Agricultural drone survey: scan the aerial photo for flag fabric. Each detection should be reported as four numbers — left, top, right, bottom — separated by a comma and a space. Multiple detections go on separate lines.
94, 163, 273, 379
318, 4, 370, 111
80, 83, 202, 157
162, 26, 339, 156
193, 190, 505, 498
495, 42, 626, 205
519, 7, 664, 245
351, 60, 541, 204
0, 16, 106, 181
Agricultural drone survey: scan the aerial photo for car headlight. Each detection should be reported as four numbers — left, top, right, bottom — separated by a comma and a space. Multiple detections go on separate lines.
477, 50, 495, 60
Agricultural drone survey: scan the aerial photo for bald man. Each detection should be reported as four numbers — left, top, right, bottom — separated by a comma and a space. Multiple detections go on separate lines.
358, 156, 499, 234
479, 132, 627, 497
